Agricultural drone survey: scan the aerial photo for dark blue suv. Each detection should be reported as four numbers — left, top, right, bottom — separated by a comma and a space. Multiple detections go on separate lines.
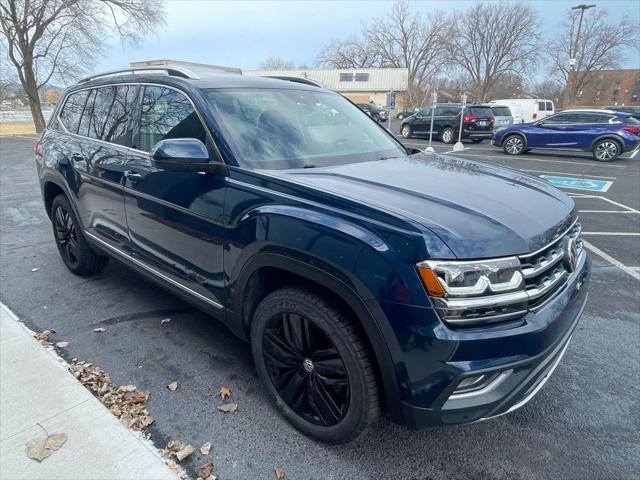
36, 62, 590, 443
493, 109, 640, 161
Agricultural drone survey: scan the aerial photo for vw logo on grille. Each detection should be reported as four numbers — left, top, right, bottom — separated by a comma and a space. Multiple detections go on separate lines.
302, 358, 315, 373
562, 236, 578, 272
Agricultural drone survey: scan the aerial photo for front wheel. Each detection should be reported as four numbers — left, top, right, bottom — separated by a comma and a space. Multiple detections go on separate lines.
441, 127, 455, 144
397, 113, 404, 120
593, 139, 621, 162
503, 135, 525, 155
401, 124, 412, 139
251, 286, 380, 444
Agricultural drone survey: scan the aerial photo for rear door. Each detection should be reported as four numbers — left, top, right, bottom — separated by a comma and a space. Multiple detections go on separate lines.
123, 85, 226, 307
562, 113, 614, 149
411, 108, 432, 134
432, 105, 459, 135
68, 84, 139, 251
465, 106, 494, 132
526, 112, 582, 147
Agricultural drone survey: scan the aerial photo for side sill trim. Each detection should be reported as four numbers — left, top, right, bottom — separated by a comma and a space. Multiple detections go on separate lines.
83, 231, 223, 309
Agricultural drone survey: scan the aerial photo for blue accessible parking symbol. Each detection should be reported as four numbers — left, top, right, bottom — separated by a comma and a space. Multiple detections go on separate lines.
540, 175, 613, 192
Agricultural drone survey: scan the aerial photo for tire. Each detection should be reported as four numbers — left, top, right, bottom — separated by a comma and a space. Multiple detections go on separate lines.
503, 134, 525, 155
51, 194, 108, 275
441, 127, 455, 144
397, 114, 404, 120
592, 139, 621, 162
471, 138, 484, 144
251, 286, 380, 444
401, 124, 412, 139
373, 113, 380, 122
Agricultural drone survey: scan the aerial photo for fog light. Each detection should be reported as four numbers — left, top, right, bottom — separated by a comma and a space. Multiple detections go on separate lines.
454, 374, 496, 393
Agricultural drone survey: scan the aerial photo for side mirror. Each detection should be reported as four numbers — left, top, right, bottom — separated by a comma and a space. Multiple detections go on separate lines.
150, 138, 212, 171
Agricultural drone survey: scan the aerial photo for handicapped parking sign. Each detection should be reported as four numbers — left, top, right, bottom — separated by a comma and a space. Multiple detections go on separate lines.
540, 175, 613, 192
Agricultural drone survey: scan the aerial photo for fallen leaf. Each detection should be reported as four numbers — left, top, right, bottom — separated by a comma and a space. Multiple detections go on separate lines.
198, 461, 214, 479
25, 433, 67, 462
217, 386, 232, 400
200, 441, 212, 455
216, 403, 238, 413
275, 467, 285, 479
160, 318, 171, 324
168, 463, 178, 474
167, 381, 178, 391
93, 327, 106, 332
120, 384, 136, 392
176, 444, 195, 462
31, 268, 39, 272
55, 341, 68, 348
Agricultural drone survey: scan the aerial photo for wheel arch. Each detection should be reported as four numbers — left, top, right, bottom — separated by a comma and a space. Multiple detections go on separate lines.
41, 175, 82, 227
232, 252, 404, 423
502, 131, 528, 148
589, 134, 624, 151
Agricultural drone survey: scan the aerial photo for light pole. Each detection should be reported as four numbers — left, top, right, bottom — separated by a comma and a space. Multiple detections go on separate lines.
567, 4, 596, 106
425, 90, 437, 153
453, 93, 467, 153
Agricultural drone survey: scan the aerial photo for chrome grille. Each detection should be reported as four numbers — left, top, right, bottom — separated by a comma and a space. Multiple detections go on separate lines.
519, 220, 583, 309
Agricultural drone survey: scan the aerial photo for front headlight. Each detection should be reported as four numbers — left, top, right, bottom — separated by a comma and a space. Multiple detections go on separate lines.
417, 257, 528, 326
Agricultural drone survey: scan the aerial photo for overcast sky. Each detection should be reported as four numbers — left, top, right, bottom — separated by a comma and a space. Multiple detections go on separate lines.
95, 0, 640, 74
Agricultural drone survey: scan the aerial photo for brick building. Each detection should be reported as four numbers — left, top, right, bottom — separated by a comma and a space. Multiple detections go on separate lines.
571, 68, 640, 107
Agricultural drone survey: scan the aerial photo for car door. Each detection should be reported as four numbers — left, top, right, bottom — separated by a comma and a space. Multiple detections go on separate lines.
525, 113, 581, 148
123, 84, 226, 308
411, 108, 431, 134
67, 85, 139, 252
561, 113, 612, 149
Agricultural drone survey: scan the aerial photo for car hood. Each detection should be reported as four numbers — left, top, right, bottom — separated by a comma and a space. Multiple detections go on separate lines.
272, 153, 575, 259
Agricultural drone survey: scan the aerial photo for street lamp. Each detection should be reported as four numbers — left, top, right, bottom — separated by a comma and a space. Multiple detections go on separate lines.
567, 4, 595, 106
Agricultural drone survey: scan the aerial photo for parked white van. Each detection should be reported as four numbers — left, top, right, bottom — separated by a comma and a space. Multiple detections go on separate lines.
489, 99, 554, 123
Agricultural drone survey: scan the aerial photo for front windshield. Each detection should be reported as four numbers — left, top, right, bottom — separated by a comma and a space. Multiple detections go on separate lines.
204, 88, 406, 169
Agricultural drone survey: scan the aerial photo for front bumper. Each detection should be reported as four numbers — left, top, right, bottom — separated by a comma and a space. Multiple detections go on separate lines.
395, 250, 590, 428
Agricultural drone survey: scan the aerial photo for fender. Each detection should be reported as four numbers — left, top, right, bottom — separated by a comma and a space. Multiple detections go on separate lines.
589, 133, 626, 151
499, 131, 528, 148
231, 251, 405, 423
40, 171, 85, 229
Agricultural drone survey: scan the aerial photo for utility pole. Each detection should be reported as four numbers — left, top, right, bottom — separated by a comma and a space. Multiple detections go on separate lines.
567, 4, 596, 107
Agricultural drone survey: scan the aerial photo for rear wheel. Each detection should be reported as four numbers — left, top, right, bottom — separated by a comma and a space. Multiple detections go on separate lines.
593, 139, 621, 162
251, 286, 380, 444
441, 127, 455, 144
401, 124, 412, 139
503, 134, 525, 155
51, 195, 108, 275
397, 113, 405, 120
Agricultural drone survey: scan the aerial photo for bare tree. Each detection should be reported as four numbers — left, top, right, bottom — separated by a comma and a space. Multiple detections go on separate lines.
259, 56, 295, 71
532, 79, 564, 103
362, 0, 449, 105
315, 36, 385, 69
547, 8, 638, 107
0, 0, 165, 132
446, 2, 540, 102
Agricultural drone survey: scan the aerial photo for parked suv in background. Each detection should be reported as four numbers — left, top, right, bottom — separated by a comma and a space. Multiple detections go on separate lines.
356, 102, 388, 122
400, 104, 495, 143
489, 104, 513, 130
36, 61, 590, 444
493, 109, 640, 161
605, 105, 640, 120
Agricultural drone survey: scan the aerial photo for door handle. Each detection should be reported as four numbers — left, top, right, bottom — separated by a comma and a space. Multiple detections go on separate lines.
71, 153, 85, 162
124, 171, 143, 183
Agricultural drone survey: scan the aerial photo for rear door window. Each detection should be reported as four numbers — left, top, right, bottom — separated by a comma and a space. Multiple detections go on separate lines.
468, 107, 494, 118
59, 90, 89, 133
538, 101, 546, 111
543, 113, 580, 124
103, 85, 139, 146
136, 86, 207, 152
87, 87, 116, 141
78, 89, 96, 137
545, 101, 553, 111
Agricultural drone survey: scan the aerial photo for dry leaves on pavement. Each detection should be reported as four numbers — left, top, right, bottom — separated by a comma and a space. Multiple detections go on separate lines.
69, 360, 154, 435
162, 440, 195, 462
55, 341, 69, 348
275, 467, 286, 479
167, 381, 178, 391
217, 387, 231, 400
93, 327, 106, 332
31, 267, 39, 272
216, 403, 238, 413
25, 432, 67, 462
197, 461, 217, 480
34, 330, 55, 345
200, 441, 212, 455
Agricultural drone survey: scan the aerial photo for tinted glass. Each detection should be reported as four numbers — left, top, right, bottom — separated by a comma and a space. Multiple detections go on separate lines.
204, 88, 406, 169
137, 86, 206, 152
59, 91, 89, 133
103, 85, 138, 146
589, 114, 614, 124
491, 106, 511, 116
543, 113, 580, 124
339, 73, 353, 82
355, 73, 369, 82
623, 115, 640, 125
545, 101, 553, 111
416, 108, 431, 117
468, 107, 494, 117
538, 101, 546, 110
78, 89, 96, 137
87, 87, 116, 140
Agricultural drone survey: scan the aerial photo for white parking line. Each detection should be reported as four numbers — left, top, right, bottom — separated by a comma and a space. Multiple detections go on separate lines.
583, 240, 640, 281
522, 169, 616, 180
569, 195, 640, 214
441, 151, 627, 168
582, 232, 640, 236
579, 210, 639, 214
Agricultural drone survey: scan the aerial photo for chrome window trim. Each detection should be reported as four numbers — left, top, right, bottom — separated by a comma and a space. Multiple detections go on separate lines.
54, 81, 227, 165
83, 230, 223, 309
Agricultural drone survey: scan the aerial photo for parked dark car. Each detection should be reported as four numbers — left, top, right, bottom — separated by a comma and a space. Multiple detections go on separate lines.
492, 109, 640, 161
400, 104, 495, 143
605, 105, 640, 120
356, 102, 387, 122
36, 63, 590, 444
396, 108, 420, 119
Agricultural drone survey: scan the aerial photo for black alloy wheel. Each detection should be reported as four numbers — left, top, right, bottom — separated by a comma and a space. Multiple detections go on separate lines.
53, 203, 80, 268
251, 286, 380, 443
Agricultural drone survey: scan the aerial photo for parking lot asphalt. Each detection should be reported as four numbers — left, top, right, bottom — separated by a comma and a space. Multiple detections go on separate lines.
1, 134, 639, 480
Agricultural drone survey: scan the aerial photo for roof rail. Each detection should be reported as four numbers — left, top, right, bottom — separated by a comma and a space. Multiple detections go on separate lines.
265, 76, 322, 87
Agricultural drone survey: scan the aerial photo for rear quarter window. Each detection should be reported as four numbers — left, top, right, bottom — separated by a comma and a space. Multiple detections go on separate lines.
468, 107, 494, 117
59, 90, 89, 133
491, 106, 511, 116
623, 115, 640, 125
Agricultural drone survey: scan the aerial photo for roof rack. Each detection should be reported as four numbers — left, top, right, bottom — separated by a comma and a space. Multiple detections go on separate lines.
265, 76, 322, 87
78, 60, 242, 84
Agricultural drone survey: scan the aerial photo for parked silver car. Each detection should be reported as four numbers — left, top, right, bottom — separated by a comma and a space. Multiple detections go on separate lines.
489, 105, 513, 131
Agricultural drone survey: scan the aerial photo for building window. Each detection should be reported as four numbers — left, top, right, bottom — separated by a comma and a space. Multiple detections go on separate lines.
339, 73, 353, 82
355, 73, 369, 82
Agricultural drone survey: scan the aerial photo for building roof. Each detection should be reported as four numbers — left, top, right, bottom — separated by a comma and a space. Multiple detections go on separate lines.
245, 68, 409, 92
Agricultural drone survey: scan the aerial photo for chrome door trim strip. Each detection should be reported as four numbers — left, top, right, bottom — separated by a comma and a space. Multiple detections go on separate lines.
83, 230, 223, 309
